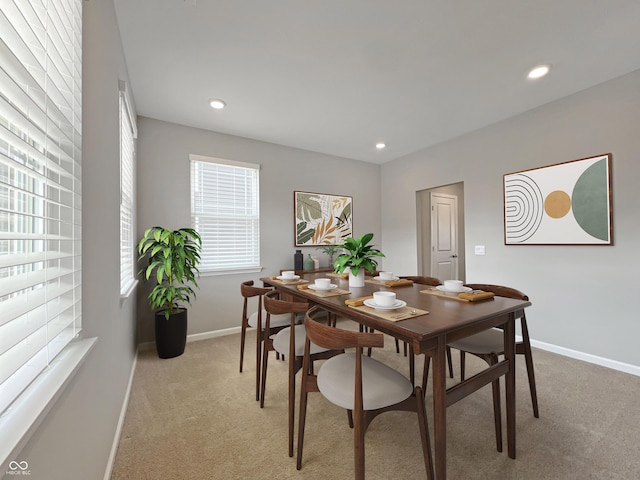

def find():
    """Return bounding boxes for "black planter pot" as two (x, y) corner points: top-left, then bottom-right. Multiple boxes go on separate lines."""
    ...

(155, 309), (188, 359)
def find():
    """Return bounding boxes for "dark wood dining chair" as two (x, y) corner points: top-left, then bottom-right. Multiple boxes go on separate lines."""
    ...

(296, 306), (434, 480)
(260, 291), (342, 457)
(446, 283), (539, 452)
(239, 280), (290, 401)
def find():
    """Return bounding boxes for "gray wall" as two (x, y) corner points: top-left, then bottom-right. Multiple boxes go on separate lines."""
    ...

(5, 2), (139, 479)
(136, 117), (381, 343)
(381, 69), (640, 368)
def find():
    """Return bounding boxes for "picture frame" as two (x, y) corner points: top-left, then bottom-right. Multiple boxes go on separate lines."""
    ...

(294, 191), (352, 246)
(503, 153), (613, 245)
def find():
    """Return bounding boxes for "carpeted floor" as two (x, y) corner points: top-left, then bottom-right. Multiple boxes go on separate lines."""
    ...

(110, 322), (640, 479)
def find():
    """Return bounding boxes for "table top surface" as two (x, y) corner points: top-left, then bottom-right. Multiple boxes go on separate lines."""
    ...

(262, 272), (531, 351)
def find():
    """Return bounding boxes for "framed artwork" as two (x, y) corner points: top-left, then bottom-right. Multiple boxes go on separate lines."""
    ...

(294, 191), (352, 246)
(504, 153), (613, 245)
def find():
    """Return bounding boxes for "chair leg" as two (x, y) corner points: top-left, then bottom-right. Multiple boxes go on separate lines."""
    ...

(255, 329), (262, 401)
(489, 354), (502, 452)
(422, 355), (431, 393)
(296, 379), (309, 470)
(288, 357), (296, 457)
(239, 322), (247, 373)
(395, 338), (401, 354)
(521, 320), (540, 418)
(409, 346), (416, 388)
(415, 386), (434, 480)
(446, 346), (454, 378)
(259, 341), (269, 408)
(459, 350), (466, 381)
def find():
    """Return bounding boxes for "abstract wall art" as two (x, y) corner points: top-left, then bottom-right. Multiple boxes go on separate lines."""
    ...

(504, 154), (612, 245)
(294, 191), (352, 246)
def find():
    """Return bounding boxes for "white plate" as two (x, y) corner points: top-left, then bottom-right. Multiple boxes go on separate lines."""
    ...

(436, 285), (472, 293)
(373, 276), (400, 281)
(277, 275), (300, 282)
(363, 299), (407, 311)
(308, 284), (338, 291)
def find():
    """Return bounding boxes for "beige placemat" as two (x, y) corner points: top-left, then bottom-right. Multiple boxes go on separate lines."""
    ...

(297, 284), (351, 297)
(347, 303), (429, 322)
(268, 276), (310, 286)
(326, 272), (348, 279)
(421, 287), (470, 302)
(365, 278), (414, 288)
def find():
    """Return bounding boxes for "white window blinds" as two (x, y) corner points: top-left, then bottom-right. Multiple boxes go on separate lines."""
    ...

(190, 155), (260, 273)
(119, 82), (136, 296)
(0, 0), (82, 415)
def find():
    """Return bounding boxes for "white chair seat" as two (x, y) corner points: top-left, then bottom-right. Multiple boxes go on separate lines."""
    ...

(317, 352), (413, 411)
(248, 310), (290, 330)
(448, 328), (503, 355)
(272, 324), (330, 357)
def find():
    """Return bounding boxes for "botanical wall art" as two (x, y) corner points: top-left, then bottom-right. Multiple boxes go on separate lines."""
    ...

(503, 153), (612, 245)
(294, 191), (352, 246)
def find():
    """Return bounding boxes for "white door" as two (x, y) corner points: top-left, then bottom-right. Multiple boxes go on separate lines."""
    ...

(430, 193), (458, 281)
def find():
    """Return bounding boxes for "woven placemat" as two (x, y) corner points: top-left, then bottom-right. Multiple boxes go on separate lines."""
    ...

(365, 278), (414, 288)
(268, 276), (310, 286)
(296, 285), (351, 297)
(347, 303), (429, 322)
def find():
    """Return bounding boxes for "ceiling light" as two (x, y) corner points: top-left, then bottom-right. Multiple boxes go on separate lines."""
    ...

(209, 98), (226, 109)
(528, 65), (550, 79)
(375, 142), (386, 150)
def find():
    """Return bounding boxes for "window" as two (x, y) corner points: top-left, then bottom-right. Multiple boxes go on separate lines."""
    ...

(119, 81), (136, 296)
(0, 0), (90, 464)
(190, 154), (261, 273)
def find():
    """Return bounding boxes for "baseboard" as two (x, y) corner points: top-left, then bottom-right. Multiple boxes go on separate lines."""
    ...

(137, 326), (242, 351)
(103, 349), (138, 480)
(531, 339), (640, 377)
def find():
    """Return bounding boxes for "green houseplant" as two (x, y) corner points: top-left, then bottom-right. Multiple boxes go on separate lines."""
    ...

(333, 233), (384, 287)
(137, 226), (202, 358)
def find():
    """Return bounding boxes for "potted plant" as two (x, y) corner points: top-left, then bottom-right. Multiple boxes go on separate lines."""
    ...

(137, 226), (202, 358)
(315, 244), (343, 267)
(333, 233), (384, 287)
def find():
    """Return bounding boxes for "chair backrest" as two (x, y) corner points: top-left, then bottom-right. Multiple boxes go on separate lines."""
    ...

(240, 280), (271, 299)
(464, 283), (528, 301)
(304, 306), (383, 351)
(399, 275), (442, 286)
(264, 290), (308, 315)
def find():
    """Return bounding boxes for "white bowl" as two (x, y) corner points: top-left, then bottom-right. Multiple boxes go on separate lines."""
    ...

(281, 270), (296, 279)
(373, 291), (396, 306)
(379, 271), (394, 280)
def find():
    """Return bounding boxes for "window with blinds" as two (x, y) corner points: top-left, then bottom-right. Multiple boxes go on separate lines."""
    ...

(190, 154), (261, 273)
(0, 0), (82, 416)
(119, 82), (136, 296)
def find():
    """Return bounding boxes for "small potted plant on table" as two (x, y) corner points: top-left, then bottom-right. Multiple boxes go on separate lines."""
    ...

(333, 233), (384, 287)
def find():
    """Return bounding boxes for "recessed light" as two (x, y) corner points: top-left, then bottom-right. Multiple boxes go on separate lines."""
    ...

(528, 65), (550, 79)
(375, 142), (386, 150)
(209, 98), (226, 109)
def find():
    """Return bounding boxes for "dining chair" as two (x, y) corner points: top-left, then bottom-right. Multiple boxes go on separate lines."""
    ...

(239, 280), (290, 401)
(396, 276), (454, 385)
(296, 306), (434, 480)
(446, 283), (539, 451)
(260, 291), (342, 457)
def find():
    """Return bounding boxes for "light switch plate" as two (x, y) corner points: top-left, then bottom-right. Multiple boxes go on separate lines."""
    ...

(474, 245), (486, 255)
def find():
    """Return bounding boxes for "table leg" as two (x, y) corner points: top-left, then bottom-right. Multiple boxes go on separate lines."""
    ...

(433, 335), (447, 479)
(505, 313), (516, 459)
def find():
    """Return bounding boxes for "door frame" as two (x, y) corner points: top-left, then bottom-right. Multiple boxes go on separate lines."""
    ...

(416, 182), (465, 281)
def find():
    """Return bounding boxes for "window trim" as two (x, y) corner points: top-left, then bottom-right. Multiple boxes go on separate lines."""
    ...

(189, 154), (261, 274)
(119, 80), (137, 298)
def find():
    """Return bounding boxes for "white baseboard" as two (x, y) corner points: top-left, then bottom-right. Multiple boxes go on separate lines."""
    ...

(103, 350), (138, 480)
(531, 339), (640, 377)
(137, 326), (242, 352)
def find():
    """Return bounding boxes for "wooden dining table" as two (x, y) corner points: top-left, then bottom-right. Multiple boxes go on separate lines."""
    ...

(262, 272), (531, 480)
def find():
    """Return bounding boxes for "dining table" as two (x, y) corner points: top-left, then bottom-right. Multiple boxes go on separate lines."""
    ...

(261, 272), (531, 480)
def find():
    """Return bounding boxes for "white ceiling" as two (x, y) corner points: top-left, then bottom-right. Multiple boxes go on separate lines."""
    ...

(113, 0), (640, 164)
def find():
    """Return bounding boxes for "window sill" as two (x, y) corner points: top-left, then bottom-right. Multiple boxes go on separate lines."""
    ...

(199, 266), (263, 276)
(0, 337), (97, 469)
